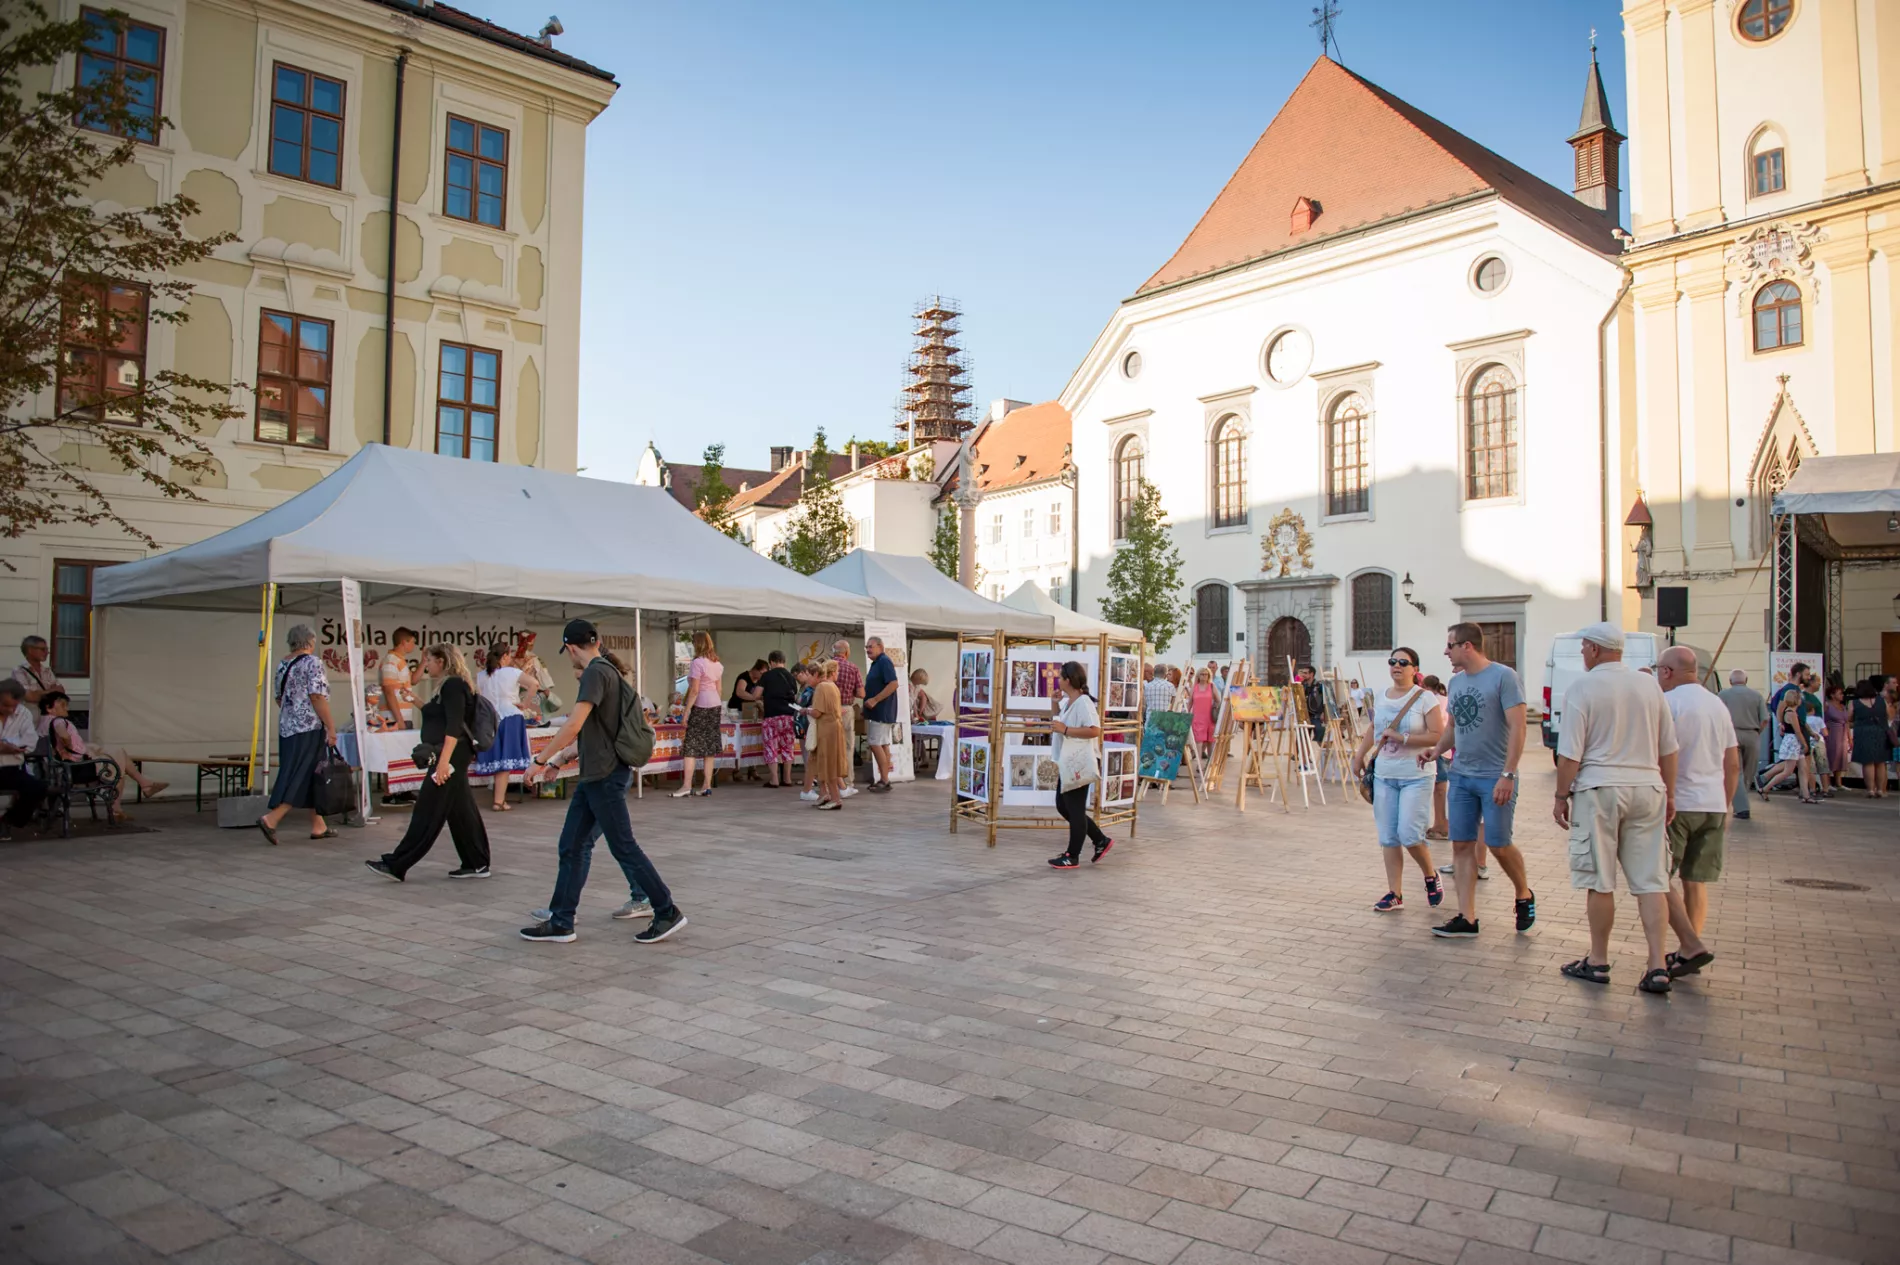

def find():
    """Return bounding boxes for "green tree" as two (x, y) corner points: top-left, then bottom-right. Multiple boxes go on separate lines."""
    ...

(1101, 482), (1187, 652)
(775, 428), (852, 574)
(928, 503), (959, 579)
(692, 442), (741, 539)
(843, 435), (904, 460)
(2, 3), (243, 556)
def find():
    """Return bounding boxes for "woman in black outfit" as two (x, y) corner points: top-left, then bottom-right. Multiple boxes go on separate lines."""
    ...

(366, 644), (492, 881)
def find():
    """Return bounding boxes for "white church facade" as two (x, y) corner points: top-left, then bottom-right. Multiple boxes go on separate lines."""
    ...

(1066, 56), (1634, 699)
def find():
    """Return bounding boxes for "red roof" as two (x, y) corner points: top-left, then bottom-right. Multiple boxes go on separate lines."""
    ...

(973, 403), (1072, 493)
(1139, 58), (1618, 295)
(725, 454), (857, 512)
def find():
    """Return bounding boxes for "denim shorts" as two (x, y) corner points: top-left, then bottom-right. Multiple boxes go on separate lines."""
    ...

(1447, 771), (1517, 846)
(1373, 776), (1433, 848)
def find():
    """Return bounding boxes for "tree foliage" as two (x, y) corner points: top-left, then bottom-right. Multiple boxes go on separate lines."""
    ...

(775, 428), (851, 574)
(692, 442), (741, 539)
(1, 3), (244, 555)
(1101, 482), (1188, 652)
(928, 503), (959, 580)
(843, 435), (904, 460)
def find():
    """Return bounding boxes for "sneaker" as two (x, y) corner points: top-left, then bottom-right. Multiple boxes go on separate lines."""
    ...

(800, 790), (819, 802)
(1478, 866), (1491, 881)
(613, 899), (655, 921)
(1437, 862), (1456, 875)
(529, 907), (552, 922)
(365, 860), (403, 882)
(1091, 838), (1114, 863)
(635, 908), (687, 943)
(1047, 855), (1079, 870)
(1424, 876), (1444, 907)
(868, 782), (891, 793)
(1373, 891), (1403, 912)
(840, 786), (858, 798)
(519, 921), (576, 943)
(695, 788), (713, 797)
(1431, 914), (1480, 938)
(448, 866), (490, 879)
(1515, 891), (1536, 932)
(1734, 810), (1750, 820)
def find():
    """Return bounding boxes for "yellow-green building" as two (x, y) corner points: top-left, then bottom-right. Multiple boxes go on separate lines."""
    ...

(4, 0), (616, 710)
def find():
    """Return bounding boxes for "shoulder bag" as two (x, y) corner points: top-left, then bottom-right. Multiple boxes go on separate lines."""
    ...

(1360, 686), (1426, 805)
(1056, 698), (1100, 793)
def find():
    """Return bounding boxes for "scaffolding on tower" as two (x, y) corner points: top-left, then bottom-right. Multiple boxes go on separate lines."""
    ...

(901, 297), (976, 445)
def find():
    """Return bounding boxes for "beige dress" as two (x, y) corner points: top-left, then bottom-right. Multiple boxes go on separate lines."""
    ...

(810, 681), (849, 780)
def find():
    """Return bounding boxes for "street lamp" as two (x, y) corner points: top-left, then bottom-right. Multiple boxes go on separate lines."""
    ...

(1401, 572), (1427, 616)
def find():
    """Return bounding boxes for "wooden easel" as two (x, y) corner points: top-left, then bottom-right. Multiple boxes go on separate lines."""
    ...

(1202, 658), (1249, 792)
(1276, 659), (1326, 807)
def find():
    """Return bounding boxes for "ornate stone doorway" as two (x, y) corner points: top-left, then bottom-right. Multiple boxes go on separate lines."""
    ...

(1239, 574), (1337, 682)
(1264, 618), (1310, 685)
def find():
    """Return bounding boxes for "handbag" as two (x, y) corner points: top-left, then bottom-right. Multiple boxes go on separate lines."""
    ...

(1055, 699), (1100, 793)
(1360, 687), (1426, 805)
(311, 744), (356, 818)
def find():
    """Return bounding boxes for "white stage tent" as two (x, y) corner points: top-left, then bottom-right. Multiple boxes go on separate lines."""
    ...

(1000, 580), (1142, 643)
(810, 550), (1054, 637)
(89, 445), (874, 756)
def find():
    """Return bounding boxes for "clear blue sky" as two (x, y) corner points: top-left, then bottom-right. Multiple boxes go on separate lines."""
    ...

(473, 0), (1628, 481)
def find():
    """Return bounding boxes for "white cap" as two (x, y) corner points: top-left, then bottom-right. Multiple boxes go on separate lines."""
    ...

(1578, 622), (1625, 651)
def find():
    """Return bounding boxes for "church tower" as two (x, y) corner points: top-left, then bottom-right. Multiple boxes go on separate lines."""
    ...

(1568, 43), (1622, 224)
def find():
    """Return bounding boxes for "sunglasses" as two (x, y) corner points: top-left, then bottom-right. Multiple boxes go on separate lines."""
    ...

(1388, 658), (1414, 668)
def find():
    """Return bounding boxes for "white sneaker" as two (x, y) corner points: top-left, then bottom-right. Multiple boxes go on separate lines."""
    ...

(613, 899), (654, 921)
(1478, 867), (1491, 881)
(799, 790), (819, 802)
(841, 786), (859, 798)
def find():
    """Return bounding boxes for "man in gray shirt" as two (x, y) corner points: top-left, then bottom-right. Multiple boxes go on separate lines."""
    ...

(1717, 670), (1768, 819)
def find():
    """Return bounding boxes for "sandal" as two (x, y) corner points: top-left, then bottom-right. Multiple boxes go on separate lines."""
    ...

(256, 817), (279, 846)
(1560, 958), (1610, 985)
(1666, 949), (1714, 978)
(1639, 967), (1673, 995)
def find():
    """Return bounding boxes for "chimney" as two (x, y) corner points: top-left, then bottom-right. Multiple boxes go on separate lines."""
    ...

(986, 398), (1030, 423)
(769, 445), (792, 470)
(849, 442), (862, 471)
(1568, 42), (1624, 224)
(793, 449), (807, 468)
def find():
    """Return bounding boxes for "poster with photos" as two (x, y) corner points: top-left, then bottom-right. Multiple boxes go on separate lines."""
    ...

(957, 648), (993, 710)
(1101, 742), (1138, 806)
(1001, 730), (1057, 807)
(1004, 649), (1094, 712)
(1105, 652), (1141, 714)
(955, 736), (990, 801)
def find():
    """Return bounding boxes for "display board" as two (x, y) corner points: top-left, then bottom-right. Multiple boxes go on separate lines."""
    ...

(955, 734), (990, 801)
(1105, 652), (1141, 714)
(1138, 711), (1190, 782)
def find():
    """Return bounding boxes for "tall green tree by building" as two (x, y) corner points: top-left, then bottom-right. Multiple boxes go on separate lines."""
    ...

(775, 429), (851, 574)
(928, 504), (959, 580)
(692, 443), (741, 539)
(1101, 483), (1188, 652)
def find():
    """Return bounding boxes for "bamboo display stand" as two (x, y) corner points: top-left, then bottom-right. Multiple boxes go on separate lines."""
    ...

(950, 630), (1145, 848)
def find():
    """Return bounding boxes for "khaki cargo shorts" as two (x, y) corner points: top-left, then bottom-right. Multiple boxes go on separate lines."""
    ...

(1667, 810), (1726, 884)
(1566, 785), (1669, 895)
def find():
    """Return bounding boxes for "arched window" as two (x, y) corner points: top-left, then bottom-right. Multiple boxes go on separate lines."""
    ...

(1326, 393), (1369, 517)
(1114, 435), (1144, 539)
(1748, 128), (1786, 197)
(1211, 416), (1247, 528)
(1465, 364), (1518, 500)
(1753, 281), (1803, 351)
(1195, 583), (1229, 655)
(1737, 0), (1792, 41)
(1350, 572), (1394, 652)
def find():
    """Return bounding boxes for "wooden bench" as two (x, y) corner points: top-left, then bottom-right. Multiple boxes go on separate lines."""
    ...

(127, 755), (255, 810)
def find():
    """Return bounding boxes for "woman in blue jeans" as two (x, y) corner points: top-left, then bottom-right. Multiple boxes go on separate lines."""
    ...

(1350, 648), (1446, 913)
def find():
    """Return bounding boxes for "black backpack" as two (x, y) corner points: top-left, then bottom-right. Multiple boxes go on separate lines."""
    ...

(468, 691), (499, 753)
(592, 664), (655, 769)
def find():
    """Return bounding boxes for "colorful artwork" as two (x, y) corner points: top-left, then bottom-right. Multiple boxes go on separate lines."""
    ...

(955, 736), (989, 800)
(1106, 652), (1141, 713)
(958, 649), (993, 709)
(1005, 649), (1093, 712)
(1000, 730), (1058, 806)
(1227, 684), (1280, 723)
(1101, 743), (1137, 806)
(1137, 711), (1191, 782)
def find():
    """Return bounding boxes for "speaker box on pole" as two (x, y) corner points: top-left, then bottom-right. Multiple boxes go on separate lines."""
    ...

(1656, 586), (1688, 629)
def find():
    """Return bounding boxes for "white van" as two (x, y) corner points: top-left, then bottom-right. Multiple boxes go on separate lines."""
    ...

(1540, 630), (1663, 758)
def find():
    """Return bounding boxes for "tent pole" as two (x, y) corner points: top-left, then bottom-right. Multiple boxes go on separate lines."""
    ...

(634, 608), (643, 699)
(248, 583), (270, 788)
(262, 584), (277, 785)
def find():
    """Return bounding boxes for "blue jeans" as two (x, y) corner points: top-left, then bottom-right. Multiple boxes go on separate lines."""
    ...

(546, 767), (674, 931)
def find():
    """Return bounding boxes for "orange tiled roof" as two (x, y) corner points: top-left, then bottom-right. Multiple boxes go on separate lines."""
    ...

(726, 454), (856, 513)
(1139, 58), (1618, 296)
(971, 402), (1072, 494)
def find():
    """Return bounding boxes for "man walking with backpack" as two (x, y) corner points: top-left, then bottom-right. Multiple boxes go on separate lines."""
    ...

(519, 620), (685, 945)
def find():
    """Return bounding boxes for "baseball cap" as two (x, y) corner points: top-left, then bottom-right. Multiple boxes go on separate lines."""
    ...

(1578, 621), (1624, 651)
(560, 618), (598, 648)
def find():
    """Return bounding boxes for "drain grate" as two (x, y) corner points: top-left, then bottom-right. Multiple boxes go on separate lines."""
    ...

(1781, 878), (1870, 892)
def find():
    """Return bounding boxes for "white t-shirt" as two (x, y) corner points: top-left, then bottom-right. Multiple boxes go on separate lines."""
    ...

(0, 706), (37, 767)
(1557, 660), (1679, 792)
(1371, 686), (1440, 780)
(1053, 693), (1099, 765)
(1664, 683), (1738, 813)
(480, 665), (525, 719)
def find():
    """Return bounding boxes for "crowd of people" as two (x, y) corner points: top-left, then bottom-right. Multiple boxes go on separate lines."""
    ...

(1747, 662), (1898, 805)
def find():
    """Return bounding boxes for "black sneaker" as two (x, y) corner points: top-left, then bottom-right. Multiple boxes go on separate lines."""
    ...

(519, 921), (576, 943)
(1047, 855), (1080, 870)
(365, 860), (403, 882)
(448, 866), (490, 879)
(1515, 891), (1536, 932)
(868, 782), (891, 793)
(1091, 838), (1114, 863)
(635, 908), (687, 943)
(1431, 914), (1480, 938)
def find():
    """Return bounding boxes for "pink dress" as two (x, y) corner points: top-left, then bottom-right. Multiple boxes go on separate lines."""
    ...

(1190, 684), (1216, 743)
(1824, 701), (1850, 773)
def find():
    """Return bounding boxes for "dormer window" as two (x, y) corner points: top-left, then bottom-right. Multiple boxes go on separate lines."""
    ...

(1290, 196), (1320, 233)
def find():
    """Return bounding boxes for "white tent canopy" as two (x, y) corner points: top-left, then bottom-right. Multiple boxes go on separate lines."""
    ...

(1001, 581), (1142, 642)
(92, 444), (873, 626)
(811, 550), (1054, 636)
(1772, 453), (1900, 517)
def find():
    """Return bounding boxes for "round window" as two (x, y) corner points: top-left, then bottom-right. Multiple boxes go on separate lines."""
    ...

(1263, 328), (1312, 385)
(1121, 350), (1142, 379)
(1737, 0), (1792, 41)
(1473, 256), (1508, 293)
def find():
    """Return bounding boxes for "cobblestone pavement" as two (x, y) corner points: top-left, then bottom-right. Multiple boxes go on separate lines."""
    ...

(2, 762), (1897, 1265)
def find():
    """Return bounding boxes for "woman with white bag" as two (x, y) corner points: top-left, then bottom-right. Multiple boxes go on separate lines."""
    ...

(1048, 661), (1114, 870)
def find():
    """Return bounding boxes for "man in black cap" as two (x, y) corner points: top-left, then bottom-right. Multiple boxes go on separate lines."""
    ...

(519, 619), (685, 944)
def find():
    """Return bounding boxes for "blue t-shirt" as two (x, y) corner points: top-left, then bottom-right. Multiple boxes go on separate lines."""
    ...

(864, 653), (899, 724)
(1446, 662), (1524, 778)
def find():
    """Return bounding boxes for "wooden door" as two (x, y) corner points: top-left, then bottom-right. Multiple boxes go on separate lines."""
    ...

(1265, 618), (1310, 686)
(1882, 631), (1900, 677)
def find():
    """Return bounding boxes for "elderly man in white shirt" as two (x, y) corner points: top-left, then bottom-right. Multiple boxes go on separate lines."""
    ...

(1553, 622), (1703, 996)
(0, 680), (47, 832)
(1656, 646), (1734, 981)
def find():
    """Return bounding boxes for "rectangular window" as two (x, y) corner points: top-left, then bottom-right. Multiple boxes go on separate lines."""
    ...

(256, 310), (333, 448)
(1048, 575), (1065, 607)
(1022, 507), (1035, 539)
(52, 561), (113, 678)
(445, 114), (508, 228)
(437, 342), (500, 461)
(58, 280), (147, 424)
(1477, 620), (1518, 672)
(268, 63), (345, 188)
(989, 513), (1003, 545)
(1752, 149), (1785, 196)
(76, 8), (163, 142)
(1049, 501), (1062, 536)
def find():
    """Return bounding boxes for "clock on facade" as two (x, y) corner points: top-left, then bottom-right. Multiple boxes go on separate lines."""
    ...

(1264, 328), (1312, 385)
